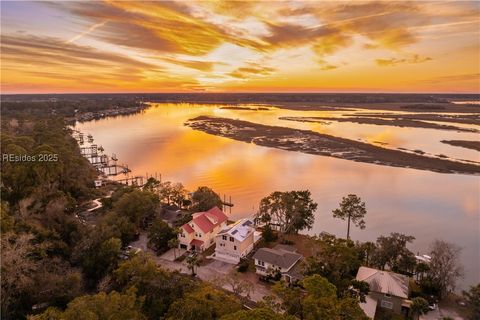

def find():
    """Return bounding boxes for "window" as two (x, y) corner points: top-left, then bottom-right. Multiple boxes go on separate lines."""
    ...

(222, 235), (227, 240)
(229, 236), (234, 242)
(381, 300), (393, 309)
(198, 233), (202, 237)
(384, 294), (391, 298)
(234, 245), (237, 250)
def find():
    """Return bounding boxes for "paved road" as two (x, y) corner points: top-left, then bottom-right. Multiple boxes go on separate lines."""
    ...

(87, 198), (103, 212)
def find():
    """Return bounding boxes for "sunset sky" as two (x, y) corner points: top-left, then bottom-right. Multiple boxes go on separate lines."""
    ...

(1, 1), (479, 93)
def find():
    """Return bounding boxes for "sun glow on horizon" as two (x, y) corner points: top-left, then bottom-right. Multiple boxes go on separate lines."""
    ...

(1, 1), (479, 94)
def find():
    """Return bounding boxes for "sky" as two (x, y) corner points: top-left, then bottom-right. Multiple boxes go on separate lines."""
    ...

(1, 0), (479, 94)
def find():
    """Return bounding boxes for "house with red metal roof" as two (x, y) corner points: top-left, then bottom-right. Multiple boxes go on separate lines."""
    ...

(178, 207), (228, 251)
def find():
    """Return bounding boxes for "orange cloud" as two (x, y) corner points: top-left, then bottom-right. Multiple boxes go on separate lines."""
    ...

(376, 54), (433, 67)
(2, 0), (479, 93)
(228, 63), (275, 79)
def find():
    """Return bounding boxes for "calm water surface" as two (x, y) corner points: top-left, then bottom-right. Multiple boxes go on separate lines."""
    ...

(76, 103), (479, 288)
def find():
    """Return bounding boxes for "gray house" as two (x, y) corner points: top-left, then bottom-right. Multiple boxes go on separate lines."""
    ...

(356, 266), (411, 319)
(252, 244), (303, 284)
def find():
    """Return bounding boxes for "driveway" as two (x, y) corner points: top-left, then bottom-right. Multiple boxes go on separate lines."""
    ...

(159, 248), (187, 261)
(152, 254), (271, 302)
(129, 232), (148, 251)
(420, 307), (464, 320)
(128, 234), (273, 303)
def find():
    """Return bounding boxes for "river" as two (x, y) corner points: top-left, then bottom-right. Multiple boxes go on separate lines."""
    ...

(76, 103), (479, 288)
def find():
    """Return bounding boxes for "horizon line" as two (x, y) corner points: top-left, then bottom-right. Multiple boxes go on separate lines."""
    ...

(1, 91), (479, 96)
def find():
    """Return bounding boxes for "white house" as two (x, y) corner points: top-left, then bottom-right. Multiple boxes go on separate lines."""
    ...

(252, 244), (303, 283)
(178, 207), (228, 251)
(214, 218), (256, 263)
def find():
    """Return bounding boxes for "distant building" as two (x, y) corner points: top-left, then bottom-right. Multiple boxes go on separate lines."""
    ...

(415, 254), (431, 264)
(355, 266), (411, 319)
(178, 207), (228, 251)
(214, 218), (257, 263)
(252, 244), (303, 284)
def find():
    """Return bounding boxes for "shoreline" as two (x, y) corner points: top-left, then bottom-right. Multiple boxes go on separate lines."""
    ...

(279, 116), (478, 133)
(185, 116), (480, 175)
(441, 140), (480, 152)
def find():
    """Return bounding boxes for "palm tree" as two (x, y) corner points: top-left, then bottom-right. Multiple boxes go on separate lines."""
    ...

(186, 253), (201, 276)
(411, 297), (429, 320)
(415, 262), (430, 281)
(168, 237), (180, 260)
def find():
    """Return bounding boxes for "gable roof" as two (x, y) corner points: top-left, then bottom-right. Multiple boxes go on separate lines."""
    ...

(182, 224), (194, 234)
(185, 207), (228, 234)
(206, 207), (228, 223)
(193, 214), (215, 233)
(356, 266), (409, 299)
(217, 218), (254, 242)
(253, 245), (302, 270)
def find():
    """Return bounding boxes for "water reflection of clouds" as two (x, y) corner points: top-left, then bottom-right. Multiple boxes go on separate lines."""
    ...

(76, 103), (479, 287)
(364, 129), (405, 146)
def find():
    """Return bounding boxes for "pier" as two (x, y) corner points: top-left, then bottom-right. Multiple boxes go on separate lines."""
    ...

(73, 130), (133, 178)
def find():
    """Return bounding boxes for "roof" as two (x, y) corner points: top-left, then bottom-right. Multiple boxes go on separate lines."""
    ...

(415, 255), (431, 264)
(185, 206), (228, 234)
(284, 259), (304, 281)
(182, 224), (194, 234)
(193, 214), (215, 233)
(359, 295), (377, 319)
(356, 266), (409, 299)
(253, 245), (302, 270)
(206, 207), (228, 224)
(190, 239), (204, 246)
(217, 218), (254, 242)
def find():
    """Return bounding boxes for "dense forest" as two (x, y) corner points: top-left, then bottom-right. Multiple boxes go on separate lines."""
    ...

(1, 96), (145, 117)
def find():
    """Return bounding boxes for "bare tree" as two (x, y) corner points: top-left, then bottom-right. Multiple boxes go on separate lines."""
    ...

(429, 240), (464, 298)
(1, 233), (38, 316)
(218, 270), (254, 302)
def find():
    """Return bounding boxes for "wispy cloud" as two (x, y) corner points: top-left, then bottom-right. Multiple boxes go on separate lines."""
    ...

(65, 20), (109, 44)
(376, 55), (433, 67)
(228, 63), (275, 79)
(422, 73), (480, 84)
